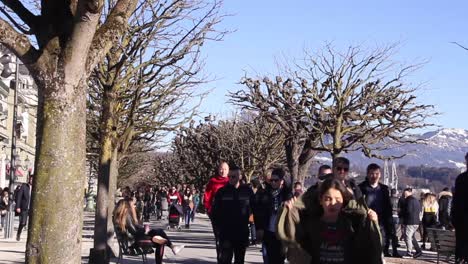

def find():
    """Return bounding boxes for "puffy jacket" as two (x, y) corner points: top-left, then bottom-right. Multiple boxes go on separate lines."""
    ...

(277, 190), (383, 264)
(438, 191), (452, 227)
(203, 175), (228, 214)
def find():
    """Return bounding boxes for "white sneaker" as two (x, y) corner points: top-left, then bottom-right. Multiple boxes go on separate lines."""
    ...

(171, 244), (185, 255)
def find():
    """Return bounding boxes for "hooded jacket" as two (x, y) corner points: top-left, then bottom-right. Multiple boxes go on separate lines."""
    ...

(203, 175), (229, 214)
(277, 187), (383, 264)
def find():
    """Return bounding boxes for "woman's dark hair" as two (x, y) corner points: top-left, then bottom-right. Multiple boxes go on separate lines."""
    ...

(251, 178), (261, 189)
(318, 178), (353, 205)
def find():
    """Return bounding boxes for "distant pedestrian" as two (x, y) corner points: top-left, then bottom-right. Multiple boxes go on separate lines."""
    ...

(421, 193), (438, 250)
(0, 188), (9, 231)
(389, 189), (402, 246)
(293, 182), (303, 198)
(191, 189), (200, 222)
(452, 152), (468, 263)
(182, 186), (193, 228)
(167, 186), (182, 205)
(438, 187), (453, 230)
(401, 188), (423, 259)
(212, 165), (254, 264)
(15, 175), (33, 241)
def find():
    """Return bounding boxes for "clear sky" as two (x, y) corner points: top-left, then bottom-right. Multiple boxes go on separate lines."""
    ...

(198, 0), (468, 130)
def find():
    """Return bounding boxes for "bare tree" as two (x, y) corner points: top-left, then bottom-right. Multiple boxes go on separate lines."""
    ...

(0, 0), (138, 262)
(231, 44), (438, 174)
(230, 77), (318, 184)
(85, 1), (226, 262)
(172, 113), (285, 188)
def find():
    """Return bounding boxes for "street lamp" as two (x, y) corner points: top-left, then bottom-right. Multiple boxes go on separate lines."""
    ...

(1, 53), (20, 239)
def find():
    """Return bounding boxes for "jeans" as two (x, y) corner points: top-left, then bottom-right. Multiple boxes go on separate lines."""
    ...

(184, 208), (191, 226)
(384, 217), (400, 254)
(405, 224), (422, 254)
(249, 223), (256, 244)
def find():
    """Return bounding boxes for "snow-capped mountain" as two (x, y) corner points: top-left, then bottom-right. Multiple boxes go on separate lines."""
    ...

(317, 128), (468, 169)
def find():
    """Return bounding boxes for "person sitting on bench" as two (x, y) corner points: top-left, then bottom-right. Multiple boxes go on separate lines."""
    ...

(114, 197), (185, 255)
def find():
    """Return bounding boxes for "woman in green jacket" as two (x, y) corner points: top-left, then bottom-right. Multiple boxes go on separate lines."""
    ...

(279, 178), (383, 264)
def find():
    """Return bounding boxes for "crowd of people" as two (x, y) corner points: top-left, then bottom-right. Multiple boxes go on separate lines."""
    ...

(111, 153), (468, 264)
(202, 153), (468, 264)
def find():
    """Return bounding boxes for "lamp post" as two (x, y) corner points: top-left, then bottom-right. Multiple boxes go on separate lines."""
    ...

(1, 54), (20, 239)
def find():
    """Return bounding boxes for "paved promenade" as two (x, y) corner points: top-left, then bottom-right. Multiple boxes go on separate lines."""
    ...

(0, 212), (451, 264)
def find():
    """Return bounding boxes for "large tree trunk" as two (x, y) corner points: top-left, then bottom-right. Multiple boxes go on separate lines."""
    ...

(90, 89), (118, 263)
(26, 79), (87, 263)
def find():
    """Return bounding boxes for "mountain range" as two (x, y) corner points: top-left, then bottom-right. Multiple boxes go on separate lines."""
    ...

(315, 128), (468, 170)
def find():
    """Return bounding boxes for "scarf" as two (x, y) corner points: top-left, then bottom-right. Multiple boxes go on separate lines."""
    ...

(271, 188), (282, 213)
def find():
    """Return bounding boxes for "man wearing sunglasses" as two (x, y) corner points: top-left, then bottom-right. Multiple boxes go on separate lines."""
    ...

(211, 165), (254, 264)
(333, 157), (362, 200)
(253, 168), (293, 264)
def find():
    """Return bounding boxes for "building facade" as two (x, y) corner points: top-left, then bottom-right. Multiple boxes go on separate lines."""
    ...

(0, 45), (37, 188)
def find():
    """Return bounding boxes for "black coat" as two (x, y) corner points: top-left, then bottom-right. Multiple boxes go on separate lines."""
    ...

(402, 195), (421, 225)
(452, 171), (468, 229)
(358, 180), (393, 227)
(212, 184), (254, 244)
(15, 183), (31, 211)
(253, 184), (292, 231)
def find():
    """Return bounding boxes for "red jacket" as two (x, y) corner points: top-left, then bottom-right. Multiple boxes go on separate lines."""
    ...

(167, 191), (182, 205)
(204, 175), (229, 214)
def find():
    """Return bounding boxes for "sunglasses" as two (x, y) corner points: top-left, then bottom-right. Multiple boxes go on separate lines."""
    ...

(335, 167), (349, 172)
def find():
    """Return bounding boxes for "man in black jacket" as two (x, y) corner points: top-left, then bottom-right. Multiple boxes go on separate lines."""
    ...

(401, 188), (422, 258)
(359, 163), (401, 258)
(334, 157), (362, 200)
(15, 175), (32, 241)
(212, 165), (254, 264)
(452, 152), (468, 263)
(253, 168), (292, 264)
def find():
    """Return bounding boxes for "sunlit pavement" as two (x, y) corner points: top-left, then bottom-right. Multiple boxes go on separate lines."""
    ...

(0, 212), (449, 264)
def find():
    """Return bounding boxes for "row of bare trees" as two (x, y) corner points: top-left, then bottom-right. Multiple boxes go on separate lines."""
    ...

(150, 45), (438, 188)
(230, 44), (437, 185)
(1, 0), (226, 263)
(0, 0), (439, 262)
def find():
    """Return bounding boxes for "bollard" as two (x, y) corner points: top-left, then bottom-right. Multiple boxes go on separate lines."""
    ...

(4, 211), (14, 239)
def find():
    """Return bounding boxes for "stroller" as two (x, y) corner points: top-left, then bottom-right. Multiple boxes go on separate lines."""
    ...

(167, 203), (183, 230)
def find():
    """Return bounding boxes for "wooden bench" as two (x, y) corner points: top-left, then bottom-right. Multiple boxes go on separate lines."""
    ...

(427, 228), (456, 264)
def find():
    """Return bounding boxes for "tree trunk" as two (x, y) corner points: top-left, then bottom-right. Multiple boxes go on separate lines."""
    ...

(26, 79), (87, 263)
(284, 139), (300, 189)
(90, 88), (118, 264)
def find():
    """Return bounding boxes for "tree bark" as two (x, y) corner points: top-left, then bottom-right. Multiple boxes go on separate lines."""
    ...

(90, 88), (118, 263)
(26, 79), (87, 263)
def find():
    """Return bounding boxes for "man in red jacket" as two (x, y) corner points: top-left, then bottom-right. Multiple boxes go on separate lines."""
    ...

(204, 161), (229, 258)
(204, 162), (229, 215)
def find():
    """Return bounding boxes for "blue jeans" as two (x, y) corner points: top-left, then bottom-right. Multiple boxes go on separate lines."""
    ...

(184, 208), (191, 226)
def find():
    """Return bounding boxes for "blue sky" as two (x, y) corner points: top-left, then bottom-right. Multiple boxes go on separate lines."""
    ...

(198, 0), (468, 130)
